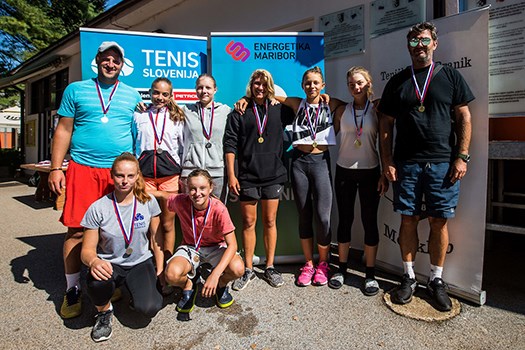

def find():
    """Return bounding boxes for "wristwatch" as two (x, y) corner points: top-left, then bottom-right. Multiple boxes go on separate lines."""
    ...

(457, 153), (471, 163)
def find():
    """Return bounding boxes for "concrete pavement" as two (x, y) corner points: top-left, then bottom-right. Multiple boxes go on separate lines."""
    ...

(1, 180), (524, 349)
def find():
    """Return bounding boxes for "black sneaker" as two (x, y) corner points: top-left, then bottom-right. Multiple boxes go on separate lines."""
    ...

(91, 309), (113, 342)
(176, 284), (198, 313)
(391, 274), (418, 304)
(427, 278), (452, 312)
(216, 286), (234, 308)
(263, 267), (284, 287)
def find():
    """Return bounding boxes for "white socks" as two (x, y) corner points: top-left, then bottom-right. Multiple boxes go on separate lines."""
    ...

(403, 261), (416, 279)
(430, 264), (443, 281)
(65, 272), (81, 290)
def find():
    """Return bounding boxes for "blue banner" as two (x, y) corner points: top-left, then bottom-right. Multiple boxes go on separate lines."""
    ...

(80, 28), (207, 103)
(211, 32), (325, 261)
(211, 33), (324, 107)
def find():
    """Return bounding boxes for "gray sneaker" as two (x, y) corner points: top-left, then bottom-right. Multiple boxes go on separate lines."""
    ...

(263, 267), (284, 287)
(91, 309), (113, 342)
(232, 268), (256, 291)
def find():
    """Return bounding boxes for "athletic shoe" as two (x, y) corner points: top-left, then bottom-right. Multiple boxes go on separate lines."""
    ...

(60, 286), (82, 319)
(216, 286), (234, 308)
(328, 272), (345, 289)
(263, 267), (284, 287)
(427, 278), (452, 312)
(391, 274), (418, 305)
(91, 309), (113, 342)
(363, 278), (380, 296)
(296, 263), (316, 286)
(176, 284), (198, 313)
(110, 287), (122, 302)
(312, 261), (330, 286)
(232, 269), (256, 291)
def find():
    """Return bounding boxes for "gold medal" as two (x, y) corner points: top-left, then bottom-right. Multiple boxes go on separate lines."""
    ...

(125, 247), (133, 255)
(354, 139), (362, 148)
(258, 137), (264, 143)
(312, 141), (318, 148)
(193, 255), (200, 263)
(418, 105), (425, 112)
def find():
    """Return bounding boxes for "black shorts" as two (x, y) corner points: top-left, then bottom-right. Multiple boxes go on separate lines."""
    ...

(240, 184), (283, 201)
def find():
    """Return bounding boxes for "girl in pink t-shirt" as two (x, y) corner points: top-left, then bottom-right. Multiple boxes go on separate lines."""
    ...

(164, 169), (244, 317)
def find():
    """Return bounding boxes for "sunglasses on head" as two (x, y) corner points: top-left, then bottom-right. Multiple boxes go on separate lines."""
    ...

(408, 37), (432, 47)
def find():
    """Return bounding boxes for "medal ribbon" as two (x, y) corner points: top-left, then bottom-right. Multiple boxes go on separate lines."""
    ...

(305, 102), (322, 142)
(191, 198), (212, 251)
(148, 107), (167, 149)
(411, 62), (434, 107)
(199, 102), (214, 141)
(95, 79), (120, 116)
(252, 100), (269, 137)
(112, 193), (137, 247)
(351, 99), (370, 140)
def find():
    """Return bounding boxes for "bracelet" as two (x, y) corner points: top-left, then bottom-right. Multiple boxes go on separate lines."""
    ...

(49, 167), (63, 172)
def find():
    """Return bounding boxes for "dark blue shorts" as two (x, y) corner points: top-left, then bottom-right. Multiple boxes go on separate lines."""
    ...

(393, 161), (460, 218)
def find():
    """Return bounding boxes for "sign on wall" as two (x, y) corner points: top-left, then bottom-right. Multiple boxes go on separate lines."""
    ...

(371, 8), (489, 304)
(370, 0), (425, 37)
(319, 5), (365, 58)
(79, 28), (207, 104)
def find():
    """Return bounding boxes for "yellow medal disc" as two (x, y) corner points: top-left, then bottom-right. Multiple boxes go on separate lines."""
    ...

(418, 105), (425, 112)
(258, 137), (264, 143)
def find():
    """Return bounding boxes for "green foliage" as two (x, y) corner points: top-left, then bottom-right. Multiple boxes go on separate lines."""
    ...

(0, 0), (106, 73)
(0, 86), (20, 109)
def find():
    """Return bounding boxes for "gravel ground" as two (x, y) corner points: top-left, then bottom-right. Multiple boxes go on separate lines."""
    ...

(1, 181), (524, 350)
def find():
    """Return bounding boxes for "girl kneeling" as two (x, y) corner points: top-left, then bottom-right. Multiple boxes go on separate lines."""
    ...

(81, 152), (164, 342)
(164, 169), (244, 314)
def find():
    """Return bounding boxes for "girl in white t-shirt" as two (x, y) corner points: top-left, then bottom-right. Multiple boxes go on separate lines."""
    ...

(134, 77), (185, 262)
(330, 66), (388, 295)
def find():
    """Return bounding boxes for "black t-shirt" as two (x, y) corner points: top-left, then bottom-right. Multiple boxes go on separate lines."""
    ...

(223, 99), (294, 187)
(379, 64), (475, 162)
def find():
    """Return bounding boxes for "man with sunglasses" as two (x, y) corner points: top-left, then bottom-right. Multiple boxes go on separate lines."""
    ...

(378, 22), (474, 312)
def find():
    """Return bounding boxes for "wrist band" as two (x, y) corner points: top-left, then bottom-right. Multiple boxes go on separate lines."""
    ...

(50, 167), (63, 172)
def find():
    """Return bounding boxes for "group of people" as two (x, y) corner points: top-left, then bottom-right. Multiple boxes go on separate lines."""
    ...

(47, 21), (473, 342)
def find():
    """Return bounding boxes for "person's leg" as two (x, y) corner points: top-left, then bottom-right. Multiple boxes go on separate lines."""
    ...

(125, 259), (163, 318)
(428, 217), (449, 268)
(261, 198), (280, 268)
(165, 251), (198, 313)
(86, 264), (120, 342)
(261, 197), (284, 287)
(291, 153), (315, 265)
(240, 200), (258, 270)
(329, 166), (358, 289)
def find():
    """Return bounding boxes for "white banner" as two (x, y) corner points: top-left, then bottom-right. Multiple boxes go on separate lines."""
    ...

(370, 8), (489, 304)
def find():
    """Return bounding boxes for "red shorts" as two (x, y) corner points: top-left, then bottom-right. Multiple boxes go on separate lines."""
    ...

(144, 174), (180, 193)
(60, 160), (114, 228)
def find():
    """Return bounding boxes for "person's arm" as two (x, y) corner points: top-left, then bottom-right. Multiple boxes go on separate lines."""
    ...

(274, 96), (301, 113)
(149, 215), (164, 277)
(379, 112), (397, 182)
(48, 117), (73, 196)
(225, 153), (240, 196)
(450, 103), (472, 183)
(81, 228), (113, 281)
(332, 103), (347, 134)
(201, 231), (238, 298)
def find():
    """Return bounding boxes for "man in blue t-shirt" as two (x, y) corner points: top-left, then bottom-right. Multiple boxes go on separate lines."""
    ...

(48, 41), (142, 319)
(379, 22), (474, 312)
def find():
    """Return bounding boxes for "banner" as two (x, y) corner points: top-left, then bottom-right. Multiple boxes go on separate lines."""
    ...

(370, 8), (489, 304)
(211, 32), (324, 262)
(79, 28), (207, 104)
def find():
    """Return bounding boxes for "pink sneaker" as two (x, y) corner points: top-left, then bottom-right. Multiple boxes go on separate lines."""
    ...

(313, 261), (330, 286)
(296, 263), (316, 286)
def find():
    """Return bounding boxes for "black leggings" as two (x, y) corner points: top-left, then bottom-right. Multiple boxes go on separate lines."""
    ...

(86, 258), (162, 318)
(335, 166), (380, 246)
(291, 149), (333, 246)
